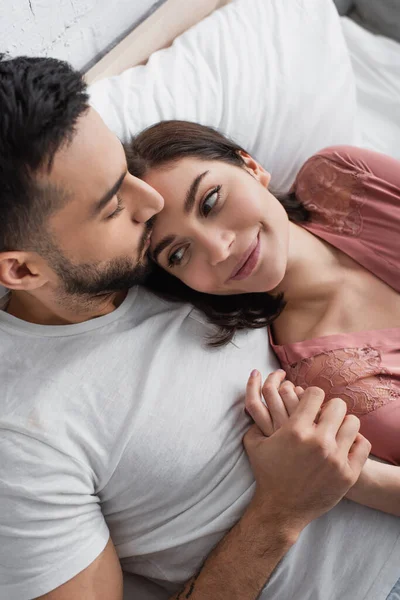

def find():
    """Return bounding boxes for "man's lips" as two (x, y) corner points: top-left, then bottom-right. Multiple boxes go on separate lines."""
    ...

(228, 233), (260, 281)
(138, 234), (151, 262)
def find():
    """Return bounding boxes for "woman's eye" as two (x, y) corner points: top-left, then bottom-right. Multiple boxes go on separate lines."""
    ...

(201, 186), (221, 217)
(168, 246), (187, 268)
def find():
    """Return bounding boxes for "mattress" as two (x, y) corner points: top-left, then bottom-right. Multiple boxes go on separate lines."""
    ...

(341, 16), (400, 159)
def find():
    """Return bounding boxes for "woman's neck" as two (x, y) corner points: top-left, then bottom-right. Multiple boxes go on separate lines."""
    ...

(273, 222), (343, 309)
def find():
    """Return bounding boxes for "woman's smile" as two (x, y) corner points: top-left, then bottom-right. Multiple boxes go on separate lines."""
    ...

(144, 152), (289, 296)
(228, 232), (261, 282)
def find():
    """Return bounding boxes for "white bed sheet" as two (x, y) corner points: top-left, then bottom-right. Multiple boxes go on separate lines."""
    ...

(341, 17), (400, 159)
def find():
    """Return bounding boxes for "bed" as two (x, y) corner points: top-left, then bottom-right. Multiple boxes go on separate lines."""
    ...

(83, 1), (400, 598)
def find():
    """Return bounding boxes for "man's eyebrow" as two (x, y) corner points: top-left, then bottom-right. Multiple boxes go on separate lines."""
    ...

(184, 170), (209, 214)
(92, 170), (127, 217)
(151, 234), (176, 264)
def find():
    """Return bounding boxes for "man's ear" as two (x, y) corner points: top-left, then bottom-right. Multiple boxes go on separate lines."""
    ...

(238, 151), (271, 188)
(0, 252), (49, 291)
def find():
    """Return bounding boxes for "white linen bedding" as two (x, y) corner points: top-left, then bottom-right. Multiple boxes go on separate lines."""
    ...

(341, 16), (400, 158)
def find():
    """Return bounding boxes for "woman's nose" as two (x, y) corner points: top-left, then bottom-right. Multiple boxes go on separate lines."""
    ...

(201, 230), (235, 266)
(126, 175), (164, 223)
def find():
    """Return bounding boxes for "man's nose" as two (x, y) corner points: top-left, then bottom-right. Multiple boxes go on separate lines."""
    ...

(127, 175), (164, 223)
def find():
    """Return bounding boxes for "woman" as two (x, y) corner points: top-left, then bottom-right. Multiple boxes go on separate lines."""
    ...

(125, 120), (400, 517)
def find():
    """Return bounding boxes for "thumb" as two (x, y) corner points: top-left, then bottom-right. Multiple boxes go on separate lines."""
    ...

(243, 423), (264, 451)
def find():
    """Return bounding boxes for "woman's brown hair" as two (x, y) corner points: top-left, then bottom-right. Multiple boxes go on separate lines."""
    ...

(125, 120), (309, 346)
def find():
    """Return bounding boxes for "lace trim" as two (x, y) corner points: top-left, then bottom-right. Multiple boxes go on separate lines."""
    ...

(284, 346), (400, 416)
(296, 157), (366, 236)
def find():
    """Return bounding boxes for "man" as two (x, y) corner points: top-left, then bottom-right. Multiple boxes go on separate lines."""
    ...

(0, 55), (399, 600)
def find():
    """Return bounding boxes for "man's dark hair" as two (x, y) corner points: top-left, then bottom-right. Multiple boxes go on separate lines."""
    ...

(126, 120), (310, 347)
(0, 54), (89, 253)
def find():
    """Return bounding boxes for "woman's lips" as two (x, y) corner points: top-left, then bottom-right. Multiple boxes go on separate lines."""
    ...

(228, 234), (260, 281)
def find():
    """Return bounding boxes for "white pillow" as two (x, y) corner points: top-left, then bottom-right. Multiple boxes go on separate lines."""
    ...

(341, 16), (400, 160)
(89, 0), (358, 193)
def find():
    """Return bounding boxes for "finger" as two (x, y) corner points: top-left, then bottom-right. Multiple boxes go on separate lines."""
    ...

(317, 397), (347, 436)
(279, 380), (300, 416)
(262, 380), (290, 430)
(262, 370), (289, 430)
(336, 414), (360, 455)
(291, 386), (326, 425)
(295, 386), (304, 398)
(246, 370), (274, 436)
(243, 423), (265, 451)
(265, 369), (287, 388)
(347, 433), (371, 475)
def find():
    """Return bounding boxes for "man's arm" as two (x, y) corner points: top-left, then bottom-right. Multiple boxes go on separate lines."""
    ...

(35, 507), (292, 600)
(170, 387), (371, 600)
(36, 388), (370, 600)
(168, 503), (295, 600)
(35, 538), (123, 600)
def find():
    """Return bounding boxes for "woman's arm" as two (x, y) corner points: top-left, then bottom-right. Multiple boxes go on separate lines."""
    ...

(345, 458), (400, 516)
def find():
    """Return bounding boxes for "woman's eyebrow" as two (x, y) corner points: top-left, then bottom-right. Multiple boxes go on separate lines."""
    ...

(151, 234), (176, 263)
(184, 170), (209, 214)
(152, 170), (210, 262)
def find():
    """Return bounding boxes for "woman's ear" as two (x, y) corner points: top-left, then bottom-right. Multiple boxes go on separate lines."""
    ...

(238, 151), (271, 188)
(0, 252), (49, 291)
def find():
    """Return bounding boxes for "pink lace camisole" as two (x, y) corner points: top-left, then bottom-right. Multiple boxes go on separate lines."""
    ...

(269, 146), (400, 465)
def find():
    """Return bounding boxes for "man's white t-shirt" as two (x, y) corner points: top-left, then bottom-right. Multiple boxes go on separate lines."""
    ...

(0, 287), (399, 600)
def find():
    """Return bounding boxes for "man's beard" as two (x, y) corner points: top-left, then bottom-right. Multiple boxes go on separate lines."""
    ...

(44, 222), (153, 300)
(53, 252), (151, 297)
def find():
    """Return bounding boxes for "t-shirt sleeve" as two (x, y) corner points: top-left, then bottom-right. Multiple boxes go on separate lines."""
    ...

(0, 429), (110, 600)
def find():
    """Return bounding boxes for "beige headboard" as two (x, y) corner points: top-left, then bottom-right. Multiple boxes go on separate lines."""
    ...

(85, 0), (231, 84)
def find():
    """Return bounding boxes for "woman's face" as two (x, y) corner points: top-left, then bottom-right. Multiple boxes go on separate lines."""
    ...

(145, 154), (290, 295)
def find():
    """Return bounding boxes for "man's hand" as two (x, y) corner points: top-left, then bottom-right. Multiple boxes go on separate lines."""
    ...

(243, 370), (371, 536)
(167, 374), (371, 600)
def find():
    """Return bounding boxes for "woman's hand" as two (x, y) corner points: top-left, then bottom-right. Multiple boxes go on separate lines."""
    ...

(245, 369), (304, 436)
(244, 370), (400, 517)
(243, 380), (371, 530)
